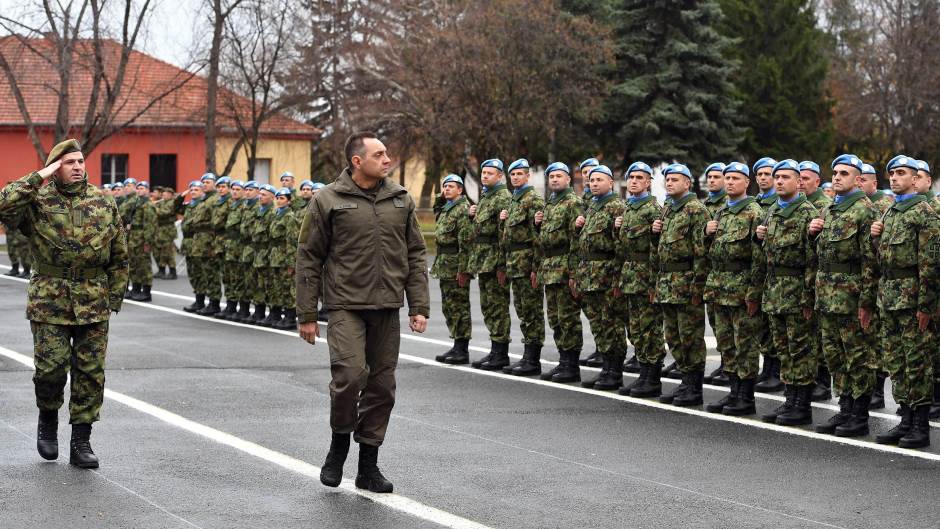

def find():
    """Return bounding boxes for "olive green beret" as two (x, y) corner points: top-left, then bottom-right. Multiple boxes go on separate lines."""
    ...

(45, 138), (82, 166)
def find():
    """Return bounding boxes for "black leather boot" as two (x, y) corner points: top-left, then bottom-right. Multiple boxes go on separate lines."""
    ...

(929, 382), (940, 420)
(762, 384), (796, 423)
(580, 350), (604, 368)
(136, 284), (152, 302)
(835, 394), (871, 437)
(673, 370), (704, 407)
(197, 298), (221, 316)
(815, 394), (852, 434)
(551, 350), (581, 383)
(811, 365), (832, 401)
(154, 266), (167, 279)
(471, 342), (496, 369)
(898, 405), (931, 449)
(704, 361), (727, 385)
(435, 340), (458, 363)
(479, 342), (510, 371)
(69, 424), (99, 469)
(18, 264), (31, 278)
(167, 267), (178, 280)
(581, 356), (610, 388)
(234, 301), (252, 322)
(37, 410), (58, 460)
(659, 371), (689, 404)
(619, 362), (647, 395)
(623, 354), (640, 373)
(5, 263), (19, 276)
(869, 373), (887, 410)
(631, 362), (663, 398)
(755, 356), (784, 393)
(776, 384), (814, 426)
(261, 306), (283, 327)
(215, 300), (237, 319)
(277, 308), (298, 330)
(723, 377), (757, 416)
(442, 339), (470, 365)
(509, 343), (542, 376)
(593, 356), (623, 391)
(125, 283), (140, 299)
(706, 374), (739, 413)
(661, 360), (682, 380)
(355, 444), (393, 493)
(184, 293), (206, 313)
(319, 432), (350, 487)
(249, 303), (267, 324)
(876, 404), (913, 445)
(541, 351), (564, 380)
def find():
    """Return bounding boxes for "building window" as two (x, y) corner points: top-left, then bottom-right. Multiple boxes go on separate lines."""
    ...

(101, 154), (128, 184)
(149, 154), (178, 191)
(252, 158), (271, 185)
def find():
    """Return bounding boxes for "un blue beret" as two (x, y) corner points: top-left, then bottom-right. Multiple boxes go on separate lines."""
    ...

(507, 158), (530, 173)
(627, 161), (653, 176)
(136, 181), (149, 189)
(188, 180), (203, 189)
(279, 171), (295, 181)
(442, 174), (464, 186)
(664, 163), (692, 180)
(200, 173), (216, 182)
(481, 159), (504, 172)
(244, 181), (259, 190)
(231, 180), (245, 189)
(216, 176), (232, 186)
(112, 182), (124, 189)
(886, 155), (919, 172)
(311, 182), (325, 190)
(830, 154), (862, 173)
(724, 162), (750, 177)
(772, 159), (800, 175)
(753, 157), (777, 172)
(299, 179), (314, 190)
(917, 160), (931, 174)
(821, 182), (833, 189)
(799, 161), (821, 175)
(123, 177), (138, 186)
(588, 165), (613, 179)
(861, 164), (877, 175)
(102, 183), (112, 190)
(545, 162), (570, 176)
(260, 184), (277, 195)
(275, 187), (292, 198)
(705, 162), (726, 174)
(579, 158), (600, 171)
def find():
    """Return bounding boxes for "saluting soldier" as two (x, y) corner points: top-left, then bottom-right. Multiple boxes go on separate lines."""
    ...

(433, 174), (474, 365)
(196, 174), (228, 316)
(248, 184), (278, 325)
(808, 154), (879, 437)
(756, 159), (819, 426)
(574, 165), (626, 390)
(236, 181), (263, 322)
(702, 162), (764, 416)
(117, 178), (137, 226)
(613, 162), (665, 398)
(871, 155), (940, 448)
(467, 159), (512, 370)
(534, 162), (583, 382)
(182, 174), (220, 314)
(215, 181), (248, 320)
(702, 162), (729, 386)
(125, 181), (157, 302)
(752, 157), (784, 393)
(0, 139), (129, 468)
(208, 176), (235, 316)
(653, 164), (710, 407)
(152, 187), (177, 280)
(180, 180), (206, 312)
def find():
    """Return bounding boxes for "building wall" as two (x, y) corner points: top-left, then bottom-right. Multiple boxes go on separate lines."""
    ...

(215, 137), (311, 183)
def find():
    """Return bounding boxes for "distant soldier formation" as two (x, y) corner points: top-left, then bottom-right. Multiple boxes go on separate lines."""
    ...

(432, 155), (940, 450)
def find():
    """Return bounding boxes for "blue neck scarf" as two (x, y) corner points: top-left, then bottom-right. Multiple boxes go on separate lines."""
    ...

(592, 191), (614, 202)
(513, 184), (531, 197)
(777, 196), (795, 209)
(708, 190), (723, 198)
(833, 189), (861, 205)
(895, 192), (919, 203)
(628, 192), (649, 204)
(758, 189), (777, 200)
(726, 196), (747, 207)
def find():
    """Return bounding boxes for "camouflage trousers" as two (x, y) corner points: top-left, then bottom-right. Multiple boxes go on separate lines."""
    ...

(661, 303), (706, 373)
(510, 276), (544, 345)
(128, 244), (153, 285)
(31, 320), (108, 424)
(581, 290), (626, 361)
(758, 310), (776, 360)
(819, 312), (876, 398)
(440, 279), (471, 340)
(625, 293), (664, 366)
(268, 267), (296, 308)
(881, 309), (933, 407)
(187, 256), (222, 299)
(154, 224), (177, 267)
(713, 304), (761, 380)
(544, 283), (582, 352)
(768, 312), (817, 386)
(478, 272), (510, 343)
(7, 230), (30, 266)
(250, 265), (270, 305)
(223, 260), (247, 302)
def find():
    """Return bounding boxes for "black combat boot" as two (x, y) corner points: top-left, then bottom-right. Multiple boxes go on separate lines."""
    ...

(471, 342), (496, 369)
(811, 365), (832, 401)
(673, 371), (704, 407)
(319, 432), (350, 487)
(580, 350), (604, 368)
(929, 382), (940, 420)
(898, 405), (931, 449)
(277, 308), (297, 330)
(630, 362), (663, 398)
(623, 354), (640, 373)
(659, 372), (689, 404)
(541, 351), (565, 380)
(509, 343), (542, 376)
(662, 360), (682, 380)
(215, 300), (237, 319)
(249, 303), (267, 324)
(704, 361), (726, 385)
(125, 283), (140, 299)
(776, 384), (814, 426)
(197, 298), (221, 316)
(723, 378), (757, 416)
(154, 266), (166, 280)
(755, 356), (784, 393)
(435, 341), (458, 363)
(167, 267), (177, 280)
(551, 350), (581, 383)
(876, 404), (913, 445)
(593, 356), (623, 391)
(184, 294), (206, 313)
(581, 356), (610, 388)
(5, 263), (20, 276)
(355, 444), (393, 493)
(835, 394), (871, 438)
(19, 264), (30, 278)
(706, 374), (739, 413)
(479, 342), (509, 371)
(443, 339), (470, 365)
(37, 410), (58, 460)
(69, 424), (99, 469)
(761, 385), (796, 423)
(869, 373), (887, 410)
(234, 301), (251, 322)
(260, 306), (283, 327)
(136, 284), (152, 302)
(619, 362), (647, 395)
(815, 394), (852, 434)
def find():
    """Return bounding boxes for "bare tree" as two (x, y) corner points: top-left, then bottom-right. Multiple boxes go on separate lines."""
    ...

(203, 0), (244, 174)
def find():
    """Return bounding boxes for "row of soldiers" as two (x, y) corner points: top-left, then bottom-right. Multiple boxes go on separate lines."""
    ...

(431, 155), (940, 450)
(2, 216), (31, 277)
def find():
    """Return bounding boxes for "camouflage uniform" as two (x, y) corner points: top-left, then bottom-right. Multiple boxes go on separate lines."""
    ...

(0, 170), (128, 424)
(867, 190), (894, 215)
(704, 197), (764, 380)
(188, 191), (222, 300)
(222, 197), (248, 304)
(268, 205), (298, 309)
(536, 188), (583, 353)
(239, 199), (260, 303)
(806, 189), (833, 390)
(125, 194), (156, 287)
(4, 220), (32, 270)
(208, 193), (231, 301)
(502, 186), (545, 345)
(617, 194), (664, 366)
(431, 196), (473, 341)
(703, 190), (728, 217)
(655, 193), (709, 374)
(468, 184), (512, 343)
(250, 204), (275, 305)
(153, 197), (178, 269)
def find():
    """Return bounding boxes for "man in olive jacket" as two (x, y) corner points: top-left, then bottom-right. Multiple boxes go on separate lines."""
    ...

(296, 132), (430, 494)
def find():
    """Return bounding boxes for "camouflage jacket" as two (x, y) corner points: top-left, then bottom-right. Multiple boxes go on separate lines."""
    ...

(502, 186), (544, 278)
(223, 199), (246, 261)
(617, 194), (660, 296)
(703, 190), (728, 218)
(806, 189), (833, 210)
(188, 191), (217, 258)
(118, 194), (136, 225)
(251, 204), (275, 268)
(126, 195), (157, 249)
(581, 187), (593, 212)
(536, 188), (582, 286)
(654, 193), (709, 304)
(290, 193), (307, 213)
(867, 190), (893, 215)
(876, 195), (940, 313)
(703, 197), (764, 306)
(0, 172), (128, 324)
(431, 196), (472, 279)
(239, 199), (260, 264)
(268, 206), (298, 268)
(209, 194), (231, 255)
(814, 191), (878, 314)
(760, 195), (818, 314)
(574, 193), (624, 293)
(757, 191), (777, 212)
(467, 184), (511, 274)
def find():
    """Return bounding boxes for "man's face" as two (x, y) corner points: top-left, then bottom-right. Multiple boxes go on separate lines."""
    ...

(626, 171), (650, 195)
(281, 176), (295, 189)
(259, 190), (274, 205)
(799, 170), (820, 195)
(246, 188), (259, 200)
(113, 187), (124, 196)
(162, 190), (174, 200)
(441, 182), (462, 201)
(56, 152), (86, 184)
(150, 190), (159, 201)
(203, 180), (216, 192)
(102, 188), (112, 197)
(190, 187), (204, 200)
(858, 174), (878, 195)
(890, 167), (916, 195)
(509, 168), (529, 188)
(275, 195), (289, 208)
(589, 173), (612, 196)
(831, 164), (859, 195)
(232, 187), (244, 200)
(664, 174), (690, 197)
(217, 183), (230, 197)
(756, 167), (774, 191)
(706, 171), (725, 192)
(352, 138), (391, 179)
(774, 170), (800, 198)
(724, 172), (749, 197)
(300, 187), (313, 199)
(547, 170), (571, 192)
(480, 167), (502, 187)
(136, 186), (148, 197)
(914, 170), (932, 193)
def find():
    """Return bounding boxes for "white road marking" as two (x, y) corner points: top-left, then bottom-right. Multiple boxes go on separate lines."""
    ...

(0, 344), (494, 529)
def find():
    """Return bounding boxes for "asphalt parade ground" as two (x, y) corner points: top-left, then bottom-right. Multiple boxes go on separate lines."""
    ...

(1, 254), (939, 529)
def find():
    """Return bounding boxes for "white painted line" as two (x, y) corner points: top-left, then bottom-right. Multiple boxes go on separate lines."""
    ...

(0, 345), (494, 529)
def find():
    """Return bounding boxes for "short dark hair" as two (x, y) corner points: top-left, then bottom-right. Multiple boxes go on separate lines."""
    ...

(344, 131), (379, 168)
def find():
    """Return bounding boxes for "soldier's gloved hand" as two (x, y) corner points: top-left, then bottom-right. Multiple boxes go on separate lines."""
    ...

(496, 270), (507, 286)
(575, 215), (586, 229)
(705, 220), (718, 235)
(871, 221), (884, 237)
(530, 271), (538, 289)
(409, 314), (428, 333)
(756, 225), (767, 240)
(746, 300), (759, 317)
(808, 218), (824, 236)
(534, 211), (544, 225)
(858, 307), (872, 330)
(651, 219), (663, 233)
(468, 205), (477, 217)
(456, 272), (470, 288)
(299, 321), (319, 344)
(614, 216), (623, 229)
(917, 311), (931, 332)
(499, 209), (509, 221)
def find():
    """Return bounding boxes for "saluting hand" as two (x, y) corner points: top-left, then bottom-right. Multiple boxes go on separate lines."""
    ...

(299, 321), (319, 345)
(410, 314), (428, 333)
(871, 221), (884, 237)
(756, 225), (767, 240)
(652, 219), (663, 233)
(37, 159), (62, 180)
(808, 218), (824, 236)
